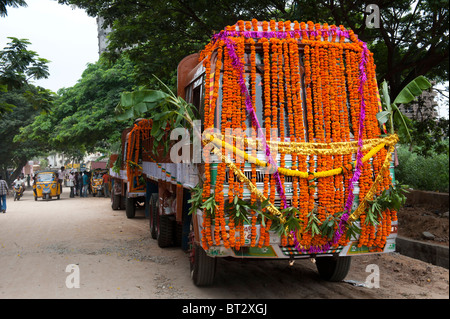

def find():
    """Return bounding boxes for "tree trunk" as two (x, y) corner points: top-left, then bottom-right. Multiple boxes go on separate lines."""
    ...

(8, 157), (28, 185)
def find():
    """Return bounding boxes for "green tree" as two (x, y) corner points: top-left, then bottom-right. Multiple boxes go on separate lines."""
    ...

(59, 0), (296, 87)
(57, 0), (448, 158)
(0, 88), (46, 184)
(18, 56), (137, 158)
(58, 0), (448, 99)
(292, 0), (448, 100)
(0, 0), (27, 17)
(0, 37), (52, 116)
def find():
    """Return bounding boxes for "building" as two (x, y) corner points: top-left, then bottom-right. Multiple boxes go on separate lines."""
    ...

(398, 85), (439, 121)
(97, 16), (112, 55)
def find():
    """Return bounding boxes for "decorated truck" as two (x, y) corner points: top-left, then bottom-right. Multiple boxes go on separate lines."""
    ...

(109, 126), (148, 218)
(116, 20), (409, 286)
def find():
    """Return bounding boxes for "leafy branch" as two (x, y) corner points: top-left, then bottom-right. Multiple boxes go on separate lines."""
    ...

(201, 194), (218, 219)
(365, 182), (409, 226)
(269, 206), (303, 238)
(187, 184), (204, 216)
(115, 75), (200, 157)
(377, 75), (432, 143)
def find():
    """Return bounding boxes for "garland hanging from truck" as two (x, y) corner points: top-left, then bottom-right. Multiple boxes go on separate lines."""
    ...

(199, 20), (400, 253)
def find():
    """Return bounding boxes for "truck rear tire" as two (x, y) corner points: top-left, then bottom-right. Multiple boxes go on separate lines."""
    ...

(174, 222), (183, 247)
(112, 194), (120, 210)
(190, 242), (216, 287)
(149, 195), (158, 239)
(316, 256), (351, 282)
(120, 194), (126, 210)
(157, 213), (174, 248)
(126, 197), (136, 218)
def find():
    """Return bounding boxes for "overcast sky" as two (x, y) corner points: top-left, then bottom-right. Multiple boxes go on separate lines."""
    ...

(0, 0), (99, 93)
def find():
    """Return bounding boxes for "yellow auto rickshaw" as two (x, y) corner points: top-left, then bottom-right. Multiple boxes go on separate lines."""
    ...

(34, 171), (61, 201)
(91, 170), (106, 197)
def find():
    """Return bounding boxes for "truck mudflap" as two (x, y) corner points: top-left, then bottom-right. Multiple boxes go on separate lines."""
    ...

(195, 211), (398, 259)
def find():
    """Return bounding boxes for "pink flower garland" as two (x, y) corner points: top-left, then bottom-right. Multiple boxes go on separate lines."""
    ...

(293, 42), (369, 254)
(221, 36), (288, 208)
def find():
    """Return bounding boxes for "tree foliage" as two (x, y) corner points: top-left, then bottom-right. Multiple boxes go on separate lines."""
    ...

(0, 37), (52, 116)
(17, 56), (138, 158)
(396, 142), (449, 192)
(0, 0), (27, 17)
(292, 0), (448, 98)
(0, 88), (45, 184)
(58, 0), (448, 99)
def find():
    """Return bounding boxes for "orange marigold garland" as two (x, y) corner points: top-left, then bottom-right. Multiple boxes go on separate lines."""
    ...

(197, 20), (399, 254)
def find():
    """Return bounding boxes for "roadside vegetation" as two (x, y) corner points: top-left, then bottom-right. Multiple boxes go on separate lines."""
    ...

(396, 142), (449, 193)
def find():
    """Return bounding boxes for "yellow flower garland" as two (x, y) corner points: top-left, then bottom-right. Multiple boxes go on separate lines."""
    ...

(204, 132), (398, 179)
(209, 145), (286, 224)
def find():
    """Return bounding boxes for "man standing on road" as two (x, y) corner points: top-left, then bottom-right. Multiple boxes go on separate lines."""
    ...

(58, 166), (66, 194)
(102, 173), (110, 198)
(0, 175), (9, 213)
(68, 171), (75, 198)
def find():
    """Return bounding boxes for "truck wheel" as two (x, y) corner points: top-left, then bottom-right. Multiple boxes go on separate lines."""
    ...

(120, 193), (126, 210)
(112, 194), (120, 210)
(316, 256), (351, 282)
(149, 196), (158, 239)
(126, 197), (136, 218)
(174, 222), (183, 247)
(190, 241), (216, 287)
(157, 213), (174, 248)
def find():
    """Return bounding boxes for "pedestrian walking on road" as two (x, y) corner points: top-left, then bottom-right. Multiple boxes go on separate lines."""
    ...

(0, 175), (9, 213)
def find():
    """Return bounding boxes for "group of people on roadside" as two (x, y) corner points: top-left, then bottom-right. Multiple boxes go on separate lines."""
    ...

(0, 167), (111, 214)
(67, 170), (110, 198)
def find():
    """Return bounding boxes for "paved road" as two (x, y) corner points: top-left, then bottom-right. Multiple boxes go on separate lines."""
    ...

(0, 187), (448, 301)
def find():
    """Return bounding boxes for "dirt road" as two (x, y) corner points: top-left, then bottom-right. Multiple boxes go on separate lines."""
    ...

(0, 188), (448, 300)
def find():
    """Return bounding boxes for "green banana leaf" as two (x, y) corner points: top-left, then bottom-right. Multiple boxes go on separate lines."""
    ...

(393, 76), (432, 105)
(377, 76), (432, 143)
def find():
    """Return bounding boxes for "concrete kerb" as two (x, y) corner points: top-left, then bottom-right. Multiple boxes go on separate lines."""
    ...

(396, 236), (449, 269)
